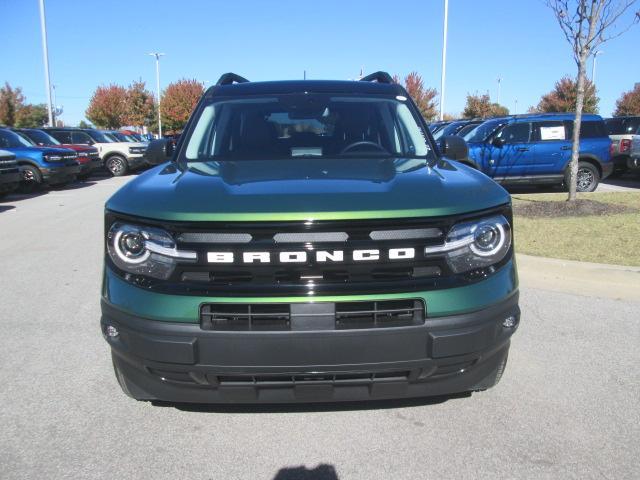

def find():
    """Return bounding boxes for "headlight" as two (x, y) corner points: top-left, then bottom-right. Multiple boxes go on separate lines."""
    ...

(107, 222), (196, 280)
(424, 215), (511, 274)
(44, 154), (63, 162)
(128, 147), (146, 154)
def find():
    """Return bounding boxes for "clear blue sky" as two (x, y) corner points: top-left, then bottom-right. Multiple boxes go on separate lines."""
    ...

(2, 0), (638, 125)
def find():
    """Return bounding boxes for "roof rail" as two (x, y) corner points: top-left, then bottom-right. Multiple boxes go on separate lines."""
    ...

(216, 73), (250, 86)
(360, 71), (394, 84)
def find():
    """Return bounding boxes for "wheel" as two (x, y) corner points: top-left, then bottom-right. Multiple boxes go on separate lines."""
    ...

(564, 161), (600, 193)
(19, 165), (43, 193)
(106, 155), (129, 177)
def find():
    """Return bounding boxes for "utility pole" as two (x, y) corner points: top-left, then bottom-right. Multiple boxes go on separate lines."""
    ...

(591, 51), (603, 85)
(439, 0), (449, 121)
(38, 0), (54, 127)
(148, 52), (165, 138)
(496, 76), (502, 105)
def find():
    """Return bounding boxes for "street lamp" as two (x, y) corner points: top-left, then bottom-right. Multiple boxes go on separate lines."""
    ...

(591, 51), (603, 85)
(496, 76), (502, 105)
(38, 0), (54, 127)
(148, 52), (165, 138)
(439, 0), (449, 121)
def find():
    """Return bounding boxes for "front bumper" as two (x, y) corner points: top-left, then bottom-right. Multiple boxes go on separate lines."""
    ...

(41, 163), (80, 184)
(101, 262), (520, 404)
(78, 157), (102, 174)
(127, 154), (146, 169)
(0, 167), (21, 193)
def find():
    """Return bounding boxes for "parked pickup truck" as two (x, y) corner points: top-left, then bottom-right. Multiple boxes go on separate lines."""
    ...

(101, 72), (519, 405)
(605, 116), (640, 174)
(0, 149), (21, 197)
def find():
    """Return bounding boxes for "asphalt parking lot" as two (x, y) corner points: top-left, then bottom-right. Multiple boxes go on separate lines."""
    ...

(0, 175), (639, 480)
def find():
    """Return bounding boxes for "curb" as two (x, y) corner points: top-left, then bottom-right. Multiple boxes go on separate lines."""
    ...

(516, 253), (640, 302)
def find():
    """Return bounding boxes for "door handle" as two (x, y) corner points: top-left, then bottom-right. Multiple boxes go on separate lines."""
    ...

(560, 146), (572, 150)
(517, 147), (529, 152)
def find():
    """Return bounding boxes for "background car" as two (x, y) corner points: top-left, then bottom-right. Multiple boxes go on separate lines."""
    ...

(0, 148), (21, 198)
(605, 116), (640, 175)
(14, 128), (101, 179)
(0, 128), (80, 192)
(432, 119), (483, 141)
(44, 128), (148, 177)
(461, 113), (612, 192)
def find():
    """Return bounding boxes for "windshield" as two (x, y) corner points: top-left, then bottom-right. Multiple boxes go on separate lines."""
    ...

(183, 94), (433, 162)
(112, 132), (136, 142)
(456, 123), (480, 138)
(24, 129), (61, 146)
(87, 130), (114, 143)
(0, 129), (35, 148)
(463, 119), (506, 143)
(432, 121), (466, 140)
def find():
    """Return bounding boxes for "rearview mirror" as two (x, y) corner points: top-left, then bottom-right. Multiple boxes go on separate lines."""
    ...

(439, 135), (468, 161)
(492, 137), (506, 148)
(144, 139), (174, 165)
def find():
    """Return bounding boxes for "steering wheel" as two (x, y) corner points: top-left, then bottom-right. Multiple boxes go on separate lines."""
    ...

(340, 141), (388, 155)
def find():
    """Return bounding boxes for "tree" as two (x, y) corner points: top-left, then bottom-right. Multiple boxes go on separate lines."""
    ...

(613, 83), (640, 115)
(533, 76), (599, 113)
(15, 104), (48, 128)
(462, 93), (509, 119)
(124, 80), (156, 128)
(393, 72), (438, 121)
(547, 0), (639, 201)
(85, 84), (128, 128)
(161, 79), (204, 133)
(0, 83), (26, 126)
(78, 120), (91, 129)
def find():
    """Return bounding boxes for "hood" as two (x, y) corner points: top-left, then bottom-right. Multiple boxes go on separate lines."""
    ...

(107, 157), (510, 222)
(4, 146), (76, 157)
(96, 141), (146, 148)
(0, 149), (16, 161)
(58, 144), (98, 153)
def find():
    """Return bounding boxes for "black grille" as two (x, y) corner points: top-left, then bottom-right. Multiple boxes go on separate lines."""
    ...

(107, 206), (511, 296)
(215, 371), (410, 386)
(200, 300), (425, 331)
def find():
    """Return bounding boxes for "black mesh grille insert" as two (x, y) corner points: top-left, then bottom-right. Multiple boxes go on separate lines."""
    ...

(200, 300), (425, 331)
(216, 371), (410, 385)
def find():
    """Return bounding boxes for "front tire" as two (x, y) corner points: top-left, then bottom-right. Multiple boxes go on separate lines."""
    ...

(106, 155), (128, 177)
(564, 161), (600, 193)
(20, 165), (43, 193)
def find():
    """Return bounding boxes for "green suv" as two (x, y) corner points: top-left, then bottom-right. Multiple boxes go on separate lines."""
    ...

(101, 72), (520, 404)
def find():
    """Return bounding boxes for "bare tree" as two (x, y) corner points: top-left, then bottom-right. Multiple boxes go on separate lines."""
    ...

(547, 0), (638, 200)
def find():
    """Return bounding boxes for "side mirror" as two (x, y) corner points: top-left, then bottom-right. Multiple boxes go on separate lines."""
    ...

(440, 135), (468, 160)
(492, 137), (506, 148)
(144, 139), (175, 165)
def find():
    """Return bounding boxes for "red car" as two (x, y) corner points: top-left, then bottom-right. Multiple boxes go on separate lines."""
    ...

(14, 128), (102, 179)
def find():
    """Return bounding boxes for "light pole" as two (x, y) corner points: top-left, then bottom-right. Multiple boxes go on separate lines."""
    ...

(591, 51), (603, 85)
(496, 76), (502, 105)
(439, 0), (449, 121)
(149, 52), (165, 137)
(38, 0), (54, 127)
(514, 98), (518, 115)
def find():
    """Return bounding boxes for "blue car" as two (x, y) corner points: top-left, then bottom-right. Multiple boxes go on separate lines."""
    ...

(0, 128), (81, 192)
(459, 113), (613, 192)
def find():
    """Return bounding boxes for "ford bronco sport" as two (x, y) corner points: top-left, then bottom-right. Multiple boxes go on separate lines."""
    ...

(463, 113), (612, 192)
(101, 72), (520, 404)
(45, 127), (147, 177)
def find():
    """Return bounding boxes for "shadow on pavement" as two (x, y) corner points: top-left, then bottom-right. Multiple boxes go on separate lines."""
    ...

(0, 205), (15, 213)
(272, 464), (339, 480)
(152, 391), (471, 414)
